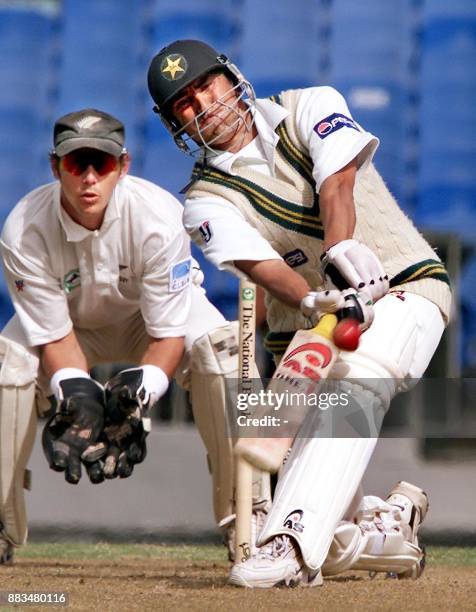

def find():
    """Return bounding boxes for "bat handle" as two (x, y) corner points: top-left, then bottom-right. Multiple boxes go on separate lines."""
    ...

(312, 312), (338, 340)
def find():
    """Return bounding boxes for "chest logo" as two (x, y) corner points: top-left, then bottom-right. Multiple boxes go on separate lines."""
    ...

(63, 269), (81, 293)
(283, 248), (308, 268)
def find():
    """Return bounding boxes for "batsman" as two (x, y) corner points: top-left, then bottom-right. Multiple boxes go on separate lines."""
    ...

(147, 40), (452, 587)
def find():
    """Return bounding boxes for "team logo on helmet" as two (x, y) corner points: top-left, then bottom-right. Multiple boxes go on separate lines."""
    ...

(160, 53), (188, 81)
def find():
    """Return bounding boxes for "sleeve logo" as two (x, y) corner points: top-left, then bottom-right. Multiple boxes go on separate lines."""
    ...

(314, 113), (359, 139)
(198, 220), (212, 243)
(169, 257), (191, 293)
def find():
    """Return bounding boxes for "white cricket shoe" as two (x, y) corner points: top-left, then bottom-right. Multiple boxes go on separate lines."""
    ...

(229, 535), (323, 588)
(0, 537), (13, 566)
(352, 481), (428, 579)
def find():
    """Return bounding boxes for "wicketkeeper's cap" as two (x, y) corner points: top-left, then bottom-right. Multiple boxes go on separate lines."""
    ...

(53, 109), (125, 157)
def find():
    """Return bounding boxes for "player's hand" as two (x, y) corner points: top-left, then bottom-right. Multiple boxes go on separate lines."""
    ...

(42, 378), (106, 485)
(321, 239), (389, 302)
(300, 288), (374, 332)
(101, 367), (161, 478)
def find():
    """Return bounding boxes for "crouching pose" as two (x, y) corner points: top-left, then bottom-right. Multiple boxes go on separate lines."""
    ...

(0, 108), (271, 564)
(147, 39), (451, 586)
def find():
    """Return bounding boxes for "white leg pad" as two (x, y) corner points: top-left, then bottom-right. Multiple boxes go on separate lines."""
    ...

(257, 436), (376, 570)
(0, 336), (38, 546)
(256, 294), (443, 572)
(190, 322), (271, 524)
(335, 292), (445, 388)
(322, 521), (366, 576)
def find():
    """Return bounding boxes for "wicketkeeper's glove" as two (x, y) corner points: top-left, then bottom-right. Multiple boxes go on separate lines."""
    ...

(101, 367), (165, 479)
(42, 378), (106, 484)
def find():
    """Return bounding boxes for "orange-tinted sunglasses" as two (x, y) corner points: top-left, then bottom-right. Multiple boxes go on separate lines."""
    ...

(61, 149), (119, 176)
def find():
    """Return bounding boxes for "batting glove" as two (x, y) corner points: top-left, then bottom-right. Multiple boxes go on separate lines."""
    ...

(321, 239), (389, 302)
(301, 288), (374, 332)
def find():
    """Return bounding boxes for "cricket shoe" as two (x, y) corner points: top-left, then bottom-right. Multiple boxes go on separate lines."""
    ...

(228, 535), (323, 588)
(0, 536), (13, 566)
(352, 481), (428, 579)
(222, 507), (269, 563)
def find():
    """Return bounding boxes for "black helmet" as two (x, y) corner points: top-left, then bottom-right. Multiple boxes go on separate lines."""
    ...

(147, 39), (255, 157)
(147, 40), (230, 114)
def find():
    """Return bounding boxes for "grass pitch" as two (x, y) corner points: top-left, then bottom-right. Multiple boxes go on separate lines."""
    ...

(0, 543), (474, 612)
(14, 542), (476, 565)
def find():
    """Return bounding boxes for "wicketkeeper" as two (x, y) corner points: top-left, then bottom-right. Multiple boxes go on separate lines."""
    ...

(0, 108), (271, 565)
(147, 40), (452, 587)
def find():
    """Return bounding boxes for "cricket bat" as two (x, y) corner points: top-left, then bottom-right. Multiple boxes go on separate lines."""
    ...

(234, 313), (344, 474)
(234, 278), (256, 562)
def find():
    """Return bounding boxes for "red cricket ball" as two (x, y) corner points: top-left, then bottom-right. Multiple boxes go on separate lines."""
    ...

(333, 319), (361, 351)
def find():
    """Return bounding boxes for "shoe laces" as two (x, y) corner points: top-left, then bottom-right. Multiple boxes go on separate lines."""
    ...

(257, 535), (294, 561)
(359, 496), (402, 535)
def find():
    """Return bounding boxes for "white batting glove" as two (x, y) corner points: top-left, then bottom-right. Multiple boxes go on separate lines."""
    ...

(300, 288), (374, 331)
(321, 239), (389, 302)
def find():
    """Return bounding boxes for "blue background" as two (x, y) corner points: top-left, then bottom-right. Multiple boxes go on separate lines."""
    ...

(0, 0), (474, 371)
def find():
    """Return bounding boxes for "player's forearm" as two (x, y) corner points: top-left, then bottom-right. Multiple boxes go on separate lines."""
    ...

(40, 330), (89, 379)
(320, 160), (357, 251)
(140, 336), (185, 379)
(235, 259), (310, 309)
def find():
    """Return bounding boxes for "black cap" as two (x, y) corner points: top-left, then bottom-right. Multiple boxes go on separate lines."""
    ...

(53, 109), (125, 157)
(147, 40), (228, 112)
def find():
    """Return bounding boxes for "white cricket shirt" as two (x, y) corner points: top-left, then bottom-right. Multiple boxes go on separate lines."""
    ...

(1, 175), (192, 346)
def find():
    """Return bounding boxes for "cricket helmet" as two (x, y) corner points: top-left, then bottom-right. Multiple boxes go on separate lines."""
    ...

(147, 39), (255, 156)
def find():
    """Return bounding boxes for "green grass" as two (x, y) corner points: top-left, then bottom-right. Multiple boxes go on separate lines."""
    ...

(15, 543), (476, 566)
(16, 542), (228, 563)
(427, 546), (476, 567)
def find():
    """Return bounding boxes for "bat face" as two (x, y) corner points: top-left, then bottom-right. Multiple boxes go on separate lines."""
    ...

(278, 338), (334, 387)
(272, 314), (338, 394)
(234, 314), (339, 473)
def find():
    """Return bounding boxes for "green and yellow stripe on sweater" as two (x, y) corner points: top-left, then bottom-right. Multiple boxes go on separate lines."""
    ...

(190, 164), (323, 238)
(189, 105), (322, 238)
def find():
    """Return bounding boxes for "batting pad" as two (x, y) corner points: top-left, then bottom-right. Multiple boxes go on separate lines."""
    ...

(190, 323), (271, 524)
(0, 336), (38, 546)
(257, 435), (376, 570)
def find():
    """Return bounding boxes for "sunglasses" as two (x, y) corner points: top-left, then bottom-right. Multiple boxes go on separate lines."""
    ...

(60, 149), (119, 176)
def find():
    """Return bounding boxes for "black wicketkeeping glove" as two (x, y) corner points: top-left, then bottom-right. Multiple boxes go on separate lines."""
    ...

(102, 368), (152, 479)
(42, 378), (106, 484)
